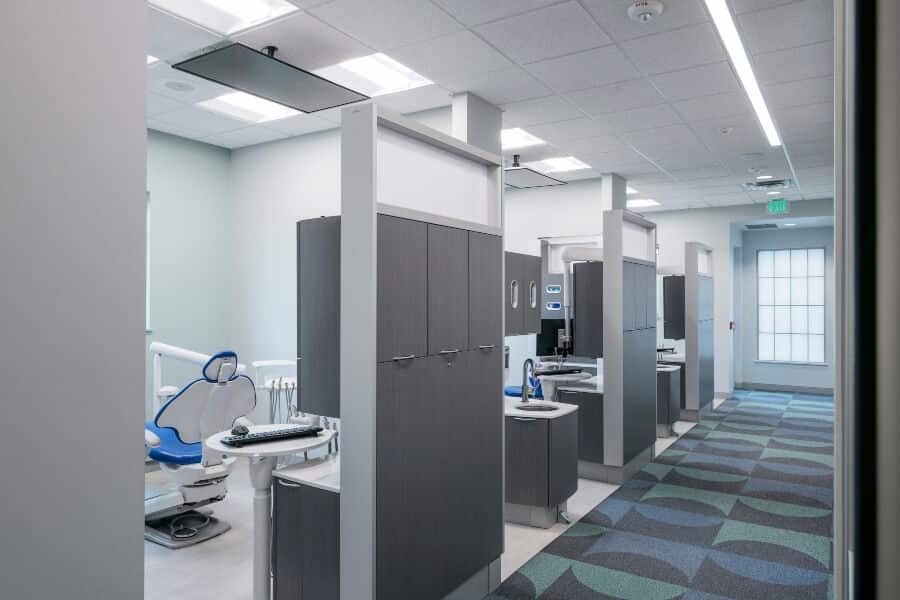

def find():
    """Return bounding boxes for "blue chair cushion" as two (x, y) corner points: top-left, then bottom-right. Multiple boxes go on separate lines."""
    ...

(145, 422), (202, 465)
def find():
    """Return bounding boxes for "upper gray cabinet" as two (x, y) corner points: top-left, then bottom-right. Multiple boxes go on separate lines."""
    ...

(297, 217), (341, 418)
(663, 275), (686, 340)
(573, 261), (603, 357)
(377, 215), (428, 362)
(428, 224), (469, 355)
(468, 232), (502, 350)
(504, 251), (541, 336)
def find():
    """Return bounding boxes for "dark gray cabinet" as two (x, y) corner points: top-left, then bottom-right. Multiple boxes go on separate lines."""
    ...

(573, 261), (603, 357)
(657, 368), (681, 427)
(504, 251), (541, 336)
(377, 215), (427, 362)
(297, 217), (341, 418)
(557, 390), (604, 463)
(377, 349), (501, 600)
(663, 275), (686, 340)
(468, 232), (502, 350)
(428, 224), (469, 355)
(623, 261), (636, 332)
(622, 327), (657, 463)
(623, 261), (656, 333)
(273, 478), (340, 600)
(505, 411), (578, 507)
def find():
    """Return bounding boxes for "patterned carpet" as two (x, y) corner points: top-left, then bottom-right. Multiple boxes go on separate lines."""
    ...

(489, 390), (834, 600)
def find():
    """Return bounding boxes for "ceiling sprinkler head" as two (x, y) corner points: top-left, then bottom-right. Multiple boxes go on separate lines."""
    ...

(628, 0), (665, 24)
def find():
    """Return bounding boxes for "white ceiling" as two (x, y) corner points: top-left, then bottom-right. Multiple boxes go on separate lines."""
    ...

(146, 0), (835, 212)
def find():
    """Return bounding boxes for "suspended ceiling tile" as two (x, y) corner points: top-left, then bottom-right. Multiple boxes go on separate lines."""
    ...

(738, 0), (833, 55)
(152, 105), (248, 136)
(433, 0), (562, 27)
(754, 41), (834, 85)
(525, 45), (640, 93)
(389, 30), (513, 82)
(373, 85), (452, 114)
(442, 67), (550, 105)
(147, 64), (233, 104)
(308, 0), (463, 50)
(474, 1), (611, 64)
(147, 117), (205, 140)
(671, 166), (735, 181)
(620, 124), (703, 149)
(566, 79), (665, 117)
(553, 167), (603, 182)
(693, 115), (770, 155)
(731, 0), (799, 14)
(774, 101), (834, 144)
(581, 0), (709, 42)
(563, 135), (631, 156)
(651, 61), (740, 101)
(501, 96), (583, 127)
(763, 76), (834, 109)
(263, 113), (339, 136)
(148, 6), (222, 62)
(673, 91), (752, 122)
(619, 22), (726, 75)
(528, 118), (622, 145)
(592, 104), (684, 134)
(204, 126), (289, 149)
(147, 91), (185, 117)
(233, 11), (372, 71)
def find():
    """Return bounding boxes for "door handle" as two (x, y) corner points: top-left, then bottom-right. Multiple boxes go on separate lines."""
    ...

(512, 417), (537, 422)
(510, 280), (519, 309)
(392, 355), (416, 361)
(478, 345), (496, 350)
(439, 349), (460, 355)
(276, 479), (302, 488)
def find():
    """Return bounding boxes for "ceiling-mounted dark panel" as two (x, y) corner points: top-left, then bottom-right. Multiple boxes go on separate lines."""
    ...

(504, 167), (566, 189)
(173, 43), (368, 113)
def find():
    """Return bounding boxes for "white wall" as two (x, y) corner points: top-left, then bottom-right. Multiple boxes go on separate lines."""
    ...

(0, 3), (145, 598)
(739, 226), (835, 390)
(146, 130), (231, 417)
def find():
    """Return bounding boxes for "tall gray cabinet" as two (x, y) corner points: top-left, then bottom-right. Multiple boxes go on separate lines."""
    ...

(504, 251), (541, 336)
(573, 261), (603, 357)
(621, 259), (657, 464)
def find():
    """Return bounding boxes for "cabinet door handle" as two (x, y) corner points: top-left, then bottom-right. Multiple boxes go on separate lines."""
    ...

(478, 345), (496, 350)
(392, 355), (416, 361)
(510, 280), (519, 309)
(530, 281), (538, 308)
(276, 479), (302, 488)
(439, 349), (460, 355)
(513, 417), (537, 422)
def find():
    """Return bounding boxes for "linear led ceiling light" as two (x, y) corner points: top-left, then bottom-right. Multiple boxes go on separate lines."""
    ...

(150, 0), (299, 36)
(756, 174), (773, 180)
(704, 0), (781, 146)
(627, 198), (661, 208)
(315, 53), (432, 98)
(197, 91), (299, 123)
(501, 128), (546, 150)
(147, 55), (160, 65)
(533, 156), (591, 173)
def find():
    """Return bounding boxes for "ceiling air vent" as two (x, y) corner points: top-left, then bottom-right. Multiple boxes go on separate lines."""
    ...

(745, 223), (779, 230)
(173, 43), (369, 113)
(742, 178), (793, 192)
(504, 155), (566, 189)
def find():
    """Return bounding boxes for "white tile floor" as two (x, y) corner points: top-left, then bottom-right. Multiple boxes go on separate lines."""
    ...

(145, 420), (696, 600)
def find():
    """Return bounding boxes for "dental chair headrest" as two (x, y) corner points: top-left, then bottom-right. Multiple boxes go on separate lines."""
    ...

(203, 351), (239, 383)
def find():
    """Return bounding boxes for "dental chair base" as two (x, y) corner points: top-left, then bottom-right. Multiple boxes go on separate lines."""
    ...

(144, 508), (231, 549)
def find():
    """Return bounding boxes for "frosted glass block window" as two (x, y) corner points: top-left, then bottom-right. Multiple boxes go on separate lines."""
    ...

(758, 247), (826, 363)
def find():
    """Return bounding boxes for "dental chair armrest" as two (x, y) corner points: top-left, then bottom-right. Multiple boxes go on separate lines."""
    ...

(144, 430), (161, 456)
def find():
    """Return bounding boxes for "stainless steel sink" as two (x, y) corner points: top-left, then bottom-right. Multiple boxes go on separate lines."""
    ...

(514, 403), (558, 412)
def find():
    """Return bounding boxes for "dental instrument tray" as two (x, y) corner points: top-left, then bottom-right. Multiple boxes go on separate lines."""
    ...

(221, 426), (323, 447)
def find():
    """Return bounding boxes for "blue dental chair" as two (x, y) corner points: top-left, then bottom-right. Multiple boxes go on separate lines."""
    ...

(144, 351), (256, 548)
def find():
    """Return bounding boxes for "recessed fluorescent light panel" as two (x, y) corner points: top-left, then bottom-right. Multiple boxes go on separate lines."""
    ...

(147, 55), (160, 65)
(533, 156), (591, 173)
(756, 174), (773, 180)
(197, 91), (299, 123)
(150, 0), (298, 36)
(627, 199), (661, 209)
(704, 0), (781, 147)
(501, 128), (546, 150)
(627, 185), (639, 194)
(314, 53), (432, 98)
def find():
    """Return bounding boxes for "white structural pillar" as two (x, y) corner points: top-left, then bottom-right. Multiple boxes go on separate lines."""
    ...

(684, 242), (714, 421)
(451, 92), (503, 156)
(340, 102), (378, 600)
(601, 173), (628, 210)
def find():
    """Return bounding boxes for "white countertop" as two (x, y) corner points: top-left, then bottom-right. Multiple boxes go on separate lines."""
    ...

(656, 364), (682, 373)
(504, 396), (578, 419)
(274, 454), (340, 494)
(558, 375), (604, 395)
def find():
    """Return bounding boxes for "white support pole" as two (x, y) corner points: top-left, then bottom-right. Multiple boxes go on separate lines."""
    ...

(601, 173), (628, 211)
(339, 102), (378, 600)
(451, 92), (503, 156)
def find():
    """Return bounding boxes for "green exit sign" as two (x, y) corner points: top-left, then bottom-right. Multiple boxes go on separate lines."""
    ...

(767, 198), (790, 214)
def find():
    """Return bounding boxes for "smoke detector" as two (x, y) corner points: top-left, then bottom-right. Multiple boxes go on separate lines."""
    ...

(628, 0), (665, 23)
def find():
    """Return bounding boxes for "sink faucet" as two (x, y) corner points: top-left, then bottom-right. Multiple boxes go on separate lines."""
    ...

(522, 358), (534, 403)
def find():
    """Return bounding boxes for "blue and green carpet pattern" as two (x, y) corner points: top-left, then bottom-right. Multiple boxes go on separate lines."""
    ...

(489, 390), (833, 600)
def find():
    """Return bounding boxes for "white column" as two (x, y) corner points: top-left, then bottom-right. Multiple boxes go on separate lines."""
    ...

(601, 173), (628, 210)
(451, 92), (503, 156)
